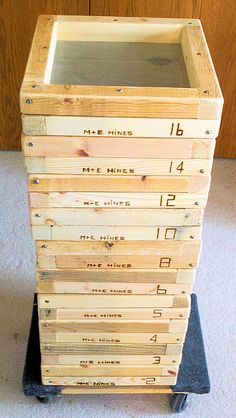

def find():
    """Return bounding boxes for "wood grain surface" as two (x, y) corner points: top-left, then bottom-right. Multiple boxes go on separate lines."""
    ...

(1, 0), (232, 155)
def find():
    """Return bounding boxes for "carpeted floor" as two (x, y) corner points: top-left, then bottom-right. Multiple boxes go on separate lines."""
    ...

(0, 152), (235, 418)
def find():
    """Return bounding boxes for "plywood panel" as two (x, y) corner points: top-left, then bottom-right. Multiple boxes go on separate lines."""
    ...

(90, 0), (201, 18)
(200, 0), (236, 158)
(0, 0), (89, 150)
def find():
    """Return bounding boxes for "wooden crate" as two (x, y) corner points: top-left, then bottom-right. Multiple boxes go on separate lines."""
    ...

(20, 15), (223, 390)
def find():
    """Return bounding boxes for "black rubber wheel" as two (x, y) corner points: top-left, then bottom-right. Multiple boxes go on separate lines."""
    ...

(36, 395), (55, 404)
(170, 394), (189, 413)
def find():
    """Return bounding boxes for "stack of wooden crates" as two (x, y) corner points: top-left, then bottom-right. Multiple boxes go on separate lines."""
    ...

(20, 16), (223, 392)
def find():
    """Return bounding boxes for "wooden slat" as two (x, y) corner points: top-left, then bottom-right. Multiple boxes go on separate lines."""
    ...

(37, 255), (198, 269)
(41, 342), (183, 355)
(22, 135), (215, 159)
(39, 306), (190, 321)
(36, 267), (195, 284)
(24, 157), (213, 175)
(39, 320), (188, 334)
(28, 174), (211, 193)
(29, 192), (208, 208)
(40, 331), (185, 344)
(41, 353), (181, 366)
(61, 386), (173, 394)
(42, 375), (177, 386)
(36, 239), (201, 256)
(38, 294), (190, 309)
(37, 279), (192, 295)
(22, 115), (220, 138)
(32, 225), (202, 241)
(30, 208), (204, 226)
(41, 364), (179, 377)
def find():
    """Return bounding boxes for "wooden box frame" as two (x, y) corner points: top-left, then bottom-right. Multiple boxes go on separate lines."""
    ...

(20, 15), (223, 119)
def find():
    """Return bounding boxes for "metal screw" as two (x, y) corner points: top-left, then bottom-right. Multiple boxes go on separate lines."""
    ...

(44, 323), (49, 327)
(41, 244), (47, 248)
(41, 272), (48, 276)
(194, 202), (199, 206)
(196, 52), (201, 55)
(189, 263), (194, 267)
(116, 88), (123, 92)
(205, 130), (211, 135)
(204, 90), (209, 94)
(35, 213), (41, 218)
(45, 309), (51, 317)
(200, 169), (204, 173)
(190, 235), (195, 239)
(26, 99), (32, 104)
(177, 338), (180, 341)
(33, 179), (40, 184)
(172, 360), (176, 363)
(45, 346), (51, 351)
(182, 291), (186, 294)
(31, 84), (37, 88)
(45, 300), (49, 303)
(179, 314), (184, 318)
(28, 142), (34, 147)
(185, 214), (189, 219)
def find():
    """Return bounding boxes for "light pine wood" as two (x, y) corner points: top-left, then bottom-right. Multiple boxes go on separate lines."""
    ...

(22, 135), (216, 159)
(61, 386), (173, 394)
(37, 279), (192, 295)
(41, 364), (179, 377)
(20, 17), (222, 121)
(37, 254), (199, 269)
(42, 353), (181, 366)
(28, 174), (211, 193)
(36, 240), (201, 269)
(36, 239), (201, 256)
(38, 293), (189, 309)
(39, 306), (190, 321)
(23, 115), (220, 138)
(29, 192), (208, 209)
(40, 331), (185, 344)
(39, 320), (188, 334)
(36, 267), (196, 284)
(38, 293), (190, 309)
(32, 225), (201, 242)
(24, 156), (213, 175)
(40, 342), (183, 355)
(42, 375), (177, 386)
(30, 208), (204, 226)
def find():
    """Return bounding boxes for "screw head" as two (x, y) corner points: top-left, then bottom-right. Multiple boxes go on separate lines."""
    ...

(44, 323), (49, 327)
(200, 169), (205, 173)
(41, 272), (48, 276)
(189, 263), (194, 267)
(179, 314), (184, 318)
(182, 291), (186, 294)
(31, 84), (37, 88)
(33, 179), (40, 184)
(205, 130), (211, 135)
(116, 88), (123, 93)
(190, 235), (195, 239)
(41, 244), (47, 249)
(26, 98), (32, 104)
(194, 202), (199, 206)
(35, 213), (41, 218)
(28, 142), (34, 147)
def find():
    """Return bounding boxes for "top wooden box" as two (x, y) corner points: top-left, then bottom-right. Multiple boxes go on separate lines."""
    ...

(20, 15), (223, 120)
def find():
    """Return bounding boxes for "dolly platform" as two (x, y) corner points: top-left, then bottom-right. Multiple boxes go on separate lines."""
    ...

(22, 294), (210, 412)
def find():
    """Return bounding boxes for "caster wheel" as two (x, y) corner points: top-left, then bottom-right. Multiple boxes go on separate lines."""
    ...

(170, 394), (189, 413)
(36, 395), (55, 404)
